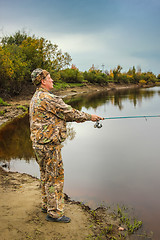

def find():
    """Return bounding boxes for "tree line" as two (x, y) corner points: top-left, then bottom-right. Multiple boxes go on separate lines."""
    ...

(0, 31), (160, 96)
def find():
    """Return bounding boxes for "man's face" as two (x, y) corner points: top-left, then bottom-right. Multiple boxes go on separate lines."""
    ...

(42, 74), (53, 91)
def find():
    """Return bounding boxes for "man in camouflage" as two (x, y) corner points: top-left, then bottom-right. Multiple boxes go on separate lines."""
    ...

(29, 68), (103, 223)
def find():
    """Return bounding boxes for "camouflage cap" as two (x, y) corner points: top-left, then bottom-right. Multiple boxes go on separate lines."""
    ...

(31, 68), (49, 86)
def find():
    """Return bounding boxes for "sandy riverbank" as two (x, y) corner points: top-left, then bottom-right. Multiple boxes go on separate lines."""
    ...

(0, 167), (130, 240)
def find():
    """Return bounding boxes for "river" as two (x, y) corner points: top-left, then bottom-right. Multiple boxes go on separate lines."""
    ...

(1, 86), (160, 239)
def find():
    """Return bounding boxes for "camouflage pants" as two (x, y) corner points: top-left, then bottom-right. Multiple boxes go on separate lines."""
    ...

(34, 143), (64, 218)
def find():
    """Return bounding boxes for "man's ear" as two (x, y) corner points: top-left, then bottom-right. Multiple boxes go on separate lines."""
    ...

(41, 79), (46, 85)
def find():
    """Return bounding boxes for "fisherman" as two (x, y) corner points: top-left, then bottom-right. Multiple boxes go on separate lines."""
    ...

(29, 68), (103, 223)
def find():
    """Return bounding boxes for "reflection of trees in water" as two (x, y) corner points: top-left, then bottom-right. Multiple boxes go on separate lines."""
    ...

(0, 113), (33, 161)
(61, 123), (77, 147)
(0, 114), (76, 161)
(65, 88), (157, 111)
(66, 123), (76, 141)
(0, 87), (159, 161)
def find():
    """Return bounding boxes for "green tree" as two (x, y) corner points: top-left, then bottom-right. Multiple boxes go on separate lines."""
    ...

(113, 65), (122, 83)
(1, 30), (28, 46)
(60, 68), (83, 83)
(140, 72), (157, 84)
(83, 69), (109, 85)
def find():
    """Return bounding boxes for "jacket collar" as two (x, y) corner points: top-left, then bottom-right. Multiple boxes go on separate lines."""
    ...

(37, 87), (54, 95)
(37, 87), (49, 93)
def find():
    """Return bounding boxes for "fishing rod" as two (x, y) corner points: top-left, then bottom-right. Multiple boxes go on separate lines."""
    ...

(94, 114), (160, 128)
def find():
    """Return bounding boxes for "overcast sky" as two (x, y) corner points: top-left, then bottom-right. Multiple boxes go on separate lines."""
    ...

(0, 0), (160, 75)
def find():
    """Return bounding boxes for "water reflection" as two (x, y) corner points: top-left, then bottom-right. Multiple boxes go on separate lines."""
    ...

(66, 87), (157, 111)
(0, 115), (76, 162)
(0, 113), (34, 161)
(0, 87), (158, 162)
(0, 86), (159, 162)
(1, 158), (40, 178)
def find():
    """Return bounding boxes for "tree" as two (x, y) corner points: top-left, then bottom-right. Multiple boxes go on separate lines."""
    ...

(157, 74), (160, 80)
(1, 30), (28, 46)
(0, 44), (28, 94)
(1, 31), (72, 73)
(0, 31), (72, 94)
(71, 64), (78, 70)
(60, 68), (83, 83)
(113, 65), (122, 83)
(20, 36), (72, 74)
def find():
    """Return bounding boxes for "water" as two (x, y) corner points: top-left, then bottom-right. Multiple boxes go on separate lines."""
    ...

(1, 86), (160, 239)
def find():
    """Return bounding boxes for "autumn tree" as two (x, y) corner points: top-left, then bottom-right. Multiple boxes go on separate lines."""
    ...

(0, 45), (28, 94)
(0, 31), (72, 95)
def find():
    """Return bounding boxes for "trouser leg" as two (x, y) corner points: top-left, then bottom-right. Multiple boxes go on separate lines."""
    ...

(35, 149), (48, 210)
(34, 143), (64, 218)
(45, 144), (64, 218)
(40, 161), (48, 209)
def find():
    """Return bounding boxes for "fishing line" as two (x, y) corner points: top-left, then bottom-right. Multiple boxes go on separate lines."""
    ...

(94, 115), (160, 128)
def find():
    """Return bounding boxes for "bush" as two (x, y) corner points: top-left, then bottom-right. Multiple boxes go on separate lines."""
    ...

(0, 97), (9, 106)
(83, 71), (108, 85)
(60, 69), (84, 83)
(139, 80), (147, 86)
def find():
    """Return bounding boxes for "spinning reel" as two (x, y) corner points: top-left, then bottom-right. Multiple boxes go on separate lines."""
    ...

(94, 121), (103, 129)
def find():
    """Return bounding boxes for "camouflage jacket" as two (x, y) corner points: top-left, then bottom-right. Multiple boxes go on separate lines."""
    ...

(29, 87), (91, 146)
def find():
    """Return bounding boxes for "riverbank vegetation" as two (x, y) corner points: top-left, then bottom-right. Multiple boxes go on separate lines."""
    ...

(0, 30), (160, 97)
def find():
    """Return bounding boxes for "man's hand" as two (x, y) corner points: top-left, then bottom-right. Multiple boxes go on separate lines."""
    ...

(91, 114), (104, 122)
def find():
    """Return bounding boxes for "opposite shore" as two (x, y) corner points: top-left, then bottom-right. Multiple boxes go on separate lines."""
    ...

(0, 83), (141, 127)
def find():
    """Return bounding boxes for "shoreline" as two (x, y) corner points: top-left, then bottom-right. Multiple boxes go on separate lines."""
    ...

(0, 83), (140, 127)
(0, 167), (147, 240)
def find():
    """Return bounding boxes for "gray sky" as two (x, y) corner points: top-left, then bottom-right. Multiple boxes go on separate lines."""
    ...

(0, 0), (160, 74)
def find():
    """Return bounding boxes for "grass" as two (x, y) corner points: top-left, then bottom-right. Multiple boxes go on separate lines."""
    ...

(16, 105), (28, 112)
(53, 82), (85, 90)
(117, 204), (142, 234)
(0, 97), (9, 106)
(0, 110), (5, 116)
